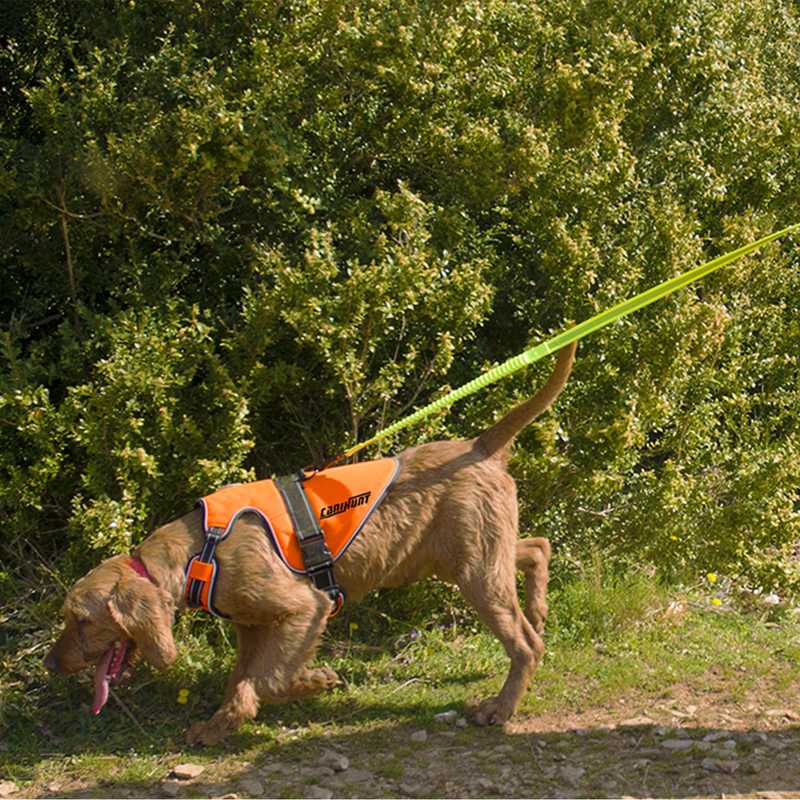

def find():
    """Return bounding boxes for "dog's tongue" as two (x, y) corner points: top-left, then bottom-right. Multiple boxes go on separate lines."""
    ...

(93, 646), (115, 714)
(93, 639), (130, 714)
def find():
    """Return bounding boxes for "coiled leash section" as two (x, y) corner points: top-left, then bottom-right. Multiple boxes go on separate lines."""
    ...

(323, 223), (800, 464)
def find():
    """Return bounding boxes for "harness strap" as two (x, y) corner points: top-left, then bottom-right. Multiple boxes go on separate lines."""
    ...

(185, 473), (346, 618)
(274, 471), (344, 614)
(185, 527), (231, 620)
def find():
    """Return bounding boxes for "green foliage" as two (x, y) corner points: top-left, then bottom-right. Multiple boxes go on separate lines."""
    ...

(1, 0), (800, 601)
(66, 305), (253, 559)
(548, 552), (666, 646)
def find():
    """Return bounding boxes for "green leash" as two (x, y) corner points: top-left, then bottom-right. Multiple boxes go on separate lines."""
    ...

(319, 222), (799, 467)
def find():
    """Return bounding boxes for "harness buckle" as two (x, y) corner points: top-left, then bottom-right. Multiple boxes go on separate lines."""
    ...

(185, 526), (230, 619)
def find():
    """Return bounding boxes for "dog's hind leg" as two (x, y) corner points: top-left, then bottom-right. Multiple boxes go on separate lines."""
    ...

(184, 590), (337, 746)
(454, 536), (545, 727)
(516, 537), (551, 634)
(466, 587), (544, 725)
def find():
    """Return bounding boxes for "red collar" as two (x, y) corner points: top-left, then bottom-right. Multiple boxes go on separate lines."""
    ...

(126, 555), (154, 583)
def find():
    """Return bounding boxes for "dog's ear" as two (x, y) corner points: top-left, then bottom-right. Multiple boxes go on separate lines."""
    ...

(108, 572), (177, 669)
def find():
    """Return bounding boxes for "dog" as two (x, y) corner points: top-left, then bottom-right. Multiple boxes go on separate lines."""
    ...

(44, 342), (575, 745)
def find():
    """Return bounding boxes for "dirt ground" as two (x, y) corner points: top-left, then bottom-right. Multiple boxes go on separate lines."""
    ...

(9, 669), (800, 799)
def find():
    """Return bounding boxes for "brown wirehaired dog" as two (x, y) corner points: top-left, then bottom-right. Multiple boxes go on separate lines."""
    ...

(45, 343), (575, 746)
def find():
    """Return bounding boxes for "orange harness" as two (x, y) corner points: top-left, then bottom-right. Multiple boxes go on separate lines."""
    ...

(184, 458), (399, 618)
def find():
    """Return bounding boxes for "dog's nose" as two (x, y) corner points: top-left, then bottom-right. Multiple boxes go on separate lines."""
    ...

(43, 651), (60, 673)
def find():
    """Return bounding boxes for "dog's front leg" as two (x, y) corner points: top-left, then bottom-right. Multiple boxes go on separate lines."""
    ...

(184, 596), (338, 745)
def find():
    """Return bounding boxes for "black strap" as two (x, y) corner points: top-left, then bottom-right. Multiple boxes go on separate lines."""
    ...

(186, 526), (221, 608)
(274, 471), (344, 608)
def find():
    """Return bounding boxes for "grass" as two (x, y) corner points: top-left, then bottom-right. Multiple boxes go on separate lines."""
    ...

(2, 556), (800, 796)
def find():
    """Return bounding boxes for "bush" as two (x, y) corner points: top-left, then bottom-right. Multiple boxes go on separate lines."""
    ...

(1, 0), (800, 598)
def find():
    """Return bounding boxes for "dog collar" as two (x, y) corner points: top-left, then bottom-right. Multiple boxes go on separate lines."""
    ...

(126, 555), (154, 583)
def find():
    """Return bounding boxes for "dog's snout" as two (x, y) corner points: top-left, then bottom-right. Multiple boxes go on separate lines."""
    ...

(43, 650), (61, 673)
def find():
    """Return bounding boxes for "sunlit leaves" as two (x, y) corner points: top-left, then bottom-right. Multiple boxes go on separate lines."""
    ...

(1, 0), (800, 588)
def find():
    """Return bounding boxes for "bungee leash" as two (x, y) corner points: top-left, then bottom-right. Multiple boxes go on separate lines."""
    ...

(308, 221), (800, 473)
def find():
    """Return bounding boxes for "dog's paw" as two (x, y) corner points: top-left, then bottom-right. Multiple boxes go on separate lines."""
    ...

(312, 666), (341, 690)
(184, 719), (231, 747)
(286, 666), (341, 699)
(471, 696), (512, 727)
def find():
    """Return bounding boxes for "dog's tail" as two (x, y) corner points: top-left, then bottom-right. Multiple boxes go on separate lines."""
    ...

(475, 341), (576, 458)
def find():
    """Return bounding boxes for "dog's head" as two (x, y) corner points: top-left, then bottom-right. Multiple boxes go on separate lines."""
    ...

(44, 554), (177, 713)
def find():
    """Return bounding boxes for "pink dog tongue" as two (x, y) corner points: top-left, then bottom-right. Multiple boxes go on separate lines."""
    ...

(93, 647), (114, 714)
(92, 639), (129, 714)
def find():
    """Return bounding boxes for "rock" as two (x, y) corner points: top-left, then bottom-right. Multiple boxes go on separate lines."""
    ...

(312, 766), (335, 777)
(767, 708), (800, 721)
(301, 766), (333, 778)
(455, 717), (468, 728)
(0, 782), (15, 798)
(474, 777), (503, 794)
(410, 729), (428, 743)
(574, 725), (614, 736)
(319, 748), (350, 772)
(701, 758), (738, 775)
(161, 781), (182, 797)
(619, 716), (655, 727)
(661, 739), (694, 751)
(702, 729), (734, 743)
(399, 783), (429, 798)
(434, 710), (458, 723)
(766, 737), (787, 750)
(542, 767), (559, 779)
(173, 763), (205, 780)
(333, 767), (373, 783)
(239, 778), (264, 796)
(717, 740), (737, 750)
(303, 787), (333, 800)
(559, 766), (585, 786)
